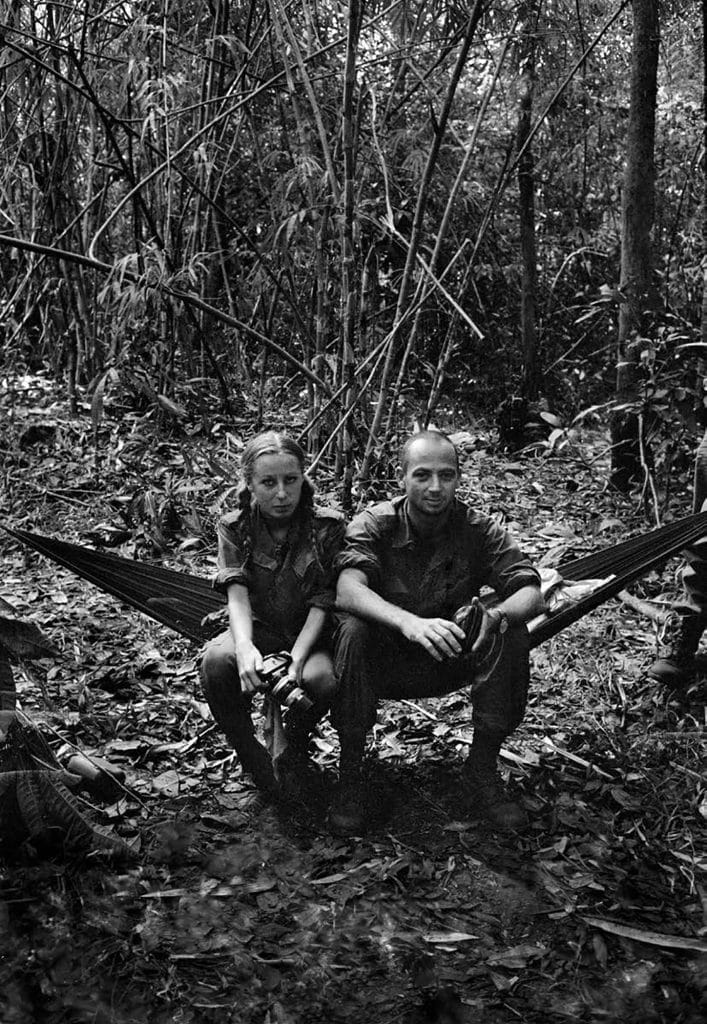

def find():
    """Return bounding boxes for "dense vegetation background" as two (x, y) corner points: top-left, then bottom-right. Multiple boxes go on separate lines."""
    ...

(1, 2), (707, 1022)
(1, 0), (704, 494)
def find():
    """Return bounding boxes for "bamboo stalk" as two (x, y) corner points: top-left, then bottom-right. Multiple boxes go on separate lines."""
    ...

(361, 0), (487, 478)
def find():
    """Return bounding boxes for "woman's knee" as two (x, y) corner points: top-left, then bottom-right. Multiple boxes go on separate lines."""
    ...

(200, 633), (239, 697)
(302, 650), (336, 702)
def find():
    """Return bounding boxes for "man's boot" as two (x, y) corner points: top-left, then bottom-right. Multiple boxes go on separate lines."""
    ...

(462, 730), (527, 831)
(329, 732), (367, 836)
(648, 612), (704, 689)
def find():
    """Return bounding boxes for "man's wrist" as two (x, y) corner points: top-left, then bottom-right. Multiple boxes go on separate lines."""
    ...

(396, 608), (419, 638)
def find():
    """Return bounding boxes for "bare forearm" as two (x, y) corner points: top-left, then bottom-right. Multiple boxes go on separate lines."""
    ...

(226, 584), (254, 648)
(337, 574), (411, 635)
(495, 585), (545, 626)
(336, 569), (465, 661)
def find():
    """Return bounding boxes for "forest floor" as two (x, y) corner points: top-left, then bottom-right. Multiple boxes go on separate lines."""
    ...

(1, 373), (706, 1024)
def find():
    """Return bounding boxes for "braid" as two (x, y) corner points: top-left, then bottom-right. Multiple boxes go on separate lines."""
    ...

(299, 476), (324, 572)
(235, 483), (254, 567)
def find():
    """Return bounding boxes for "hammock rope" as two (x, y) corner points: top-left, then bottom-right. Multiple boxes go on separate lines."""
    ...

(4, 512), (707, 649)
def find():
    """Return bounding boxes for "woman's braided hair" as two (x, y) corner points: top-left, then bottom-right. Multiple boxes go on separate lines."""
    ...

(235, 431), (323, 570)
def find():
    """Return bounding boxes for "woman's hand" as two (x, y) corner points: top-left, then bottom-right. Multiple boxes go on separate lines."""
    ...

(235, 641), (265, 693)
(286, 655), (305, 685)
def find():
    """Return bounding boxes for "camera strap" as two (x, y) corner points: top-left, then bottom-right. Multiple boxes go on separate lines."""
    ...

(262, 695), (287, 762)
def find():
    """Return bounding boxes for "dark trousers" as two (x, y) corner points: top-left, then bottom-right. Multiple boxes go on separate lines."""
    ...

(331, 614), (530, 739)
(682, 428), (707, 617)
(200, 625), (333, 749)
(199, 624), (288, 747)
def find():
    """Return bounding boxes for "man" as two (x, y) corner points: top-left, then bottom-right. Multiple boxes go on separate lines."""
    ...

(329, 429), (544, 836)
(649, 424), (707, 687)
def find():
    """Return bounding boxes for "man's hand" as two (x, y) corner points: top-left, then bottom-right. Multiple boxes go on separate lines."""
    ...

(469, 598), (503, 653)
(235, 641), (265, 693)
(400, 614), (466, 661)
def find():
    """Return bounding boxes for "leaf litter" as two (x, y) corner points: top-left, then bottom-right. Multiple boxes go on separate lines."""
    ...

(0, 377), (706, 1022)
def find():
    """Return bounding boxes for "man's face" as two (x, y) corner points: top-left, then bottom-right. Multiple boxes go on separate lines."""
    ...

(402, 438), (459, 519)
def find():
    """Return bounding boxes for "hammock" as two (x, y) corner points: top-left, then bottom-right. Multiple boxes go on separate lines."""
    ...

(4, 512), (707, 649)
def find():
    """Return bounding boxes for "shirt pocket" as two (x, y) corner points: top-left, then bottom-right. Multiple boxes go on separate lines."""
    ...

(250, 549), (279, 574)
(430, 560), (478, 612)
(382, 574), (413, 609)
(291, 547), (319, 589)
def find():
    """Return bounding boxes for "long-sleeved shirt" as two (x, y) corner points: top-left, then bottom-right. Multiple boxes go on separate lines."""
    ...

(213, 504), (345, 643)
(334, 496), (540, 619)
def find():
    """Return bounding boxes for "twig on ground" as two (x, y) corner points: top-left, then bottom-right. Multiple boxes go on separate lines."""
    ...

(542, 737), (614, 779)
(617, 589), (669, 624)
(399, 698), (438, 721)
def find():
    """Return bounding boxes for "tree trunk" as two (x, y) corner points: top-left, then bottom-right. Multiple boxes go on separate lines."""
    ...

(339, 0), (362, 511)
(517, 3), (539, 403)
(610, 0), (659, 491)
(702, 0), (707, 349)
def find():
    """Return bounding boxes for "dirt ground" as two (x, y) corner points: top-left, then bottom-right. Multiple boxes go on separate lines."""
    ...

(1, 376), (706, 1023)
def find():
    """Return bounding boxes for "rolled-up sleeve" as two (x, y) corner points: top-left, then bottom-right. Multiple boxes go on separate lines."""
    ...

(479, 516), (541, 599)
(213, 512), (251, 593)
(333, 511), (383, 589)
(308, 516), (346, 610)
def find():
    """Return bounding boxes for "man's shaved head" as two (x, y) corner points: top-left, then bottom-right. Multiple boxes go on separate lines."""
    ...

(400, 429), (459, 474)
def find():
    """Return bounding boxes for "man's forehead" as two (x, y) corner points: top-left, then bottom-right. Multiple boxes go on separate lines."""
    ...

(403, 437), (458, 469)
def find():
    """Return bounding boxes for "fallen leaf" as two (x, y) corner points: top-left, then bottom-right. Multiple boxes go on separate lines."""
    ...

(424, 931), (478, 944)
(582, 917), (707, 952)
(153, 769), (180, 796)
(488, 970), (518, 991)
(592, 932), (608, 968)
(486, 943), (548, 968)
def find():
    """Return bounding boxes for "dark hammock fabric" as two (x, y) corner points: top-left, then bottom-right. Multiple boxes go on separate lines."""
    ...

(5, 512), (707, 649)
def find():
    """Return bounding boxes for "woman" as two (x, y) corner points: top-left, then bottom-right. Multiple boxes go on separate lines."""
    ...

(200, 431), (345, 797)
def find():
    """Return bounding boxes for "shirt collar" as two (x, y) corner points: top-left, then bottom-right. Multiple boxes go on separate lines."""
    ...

(252, 504), (302, 554)
(392, 496), (464, 549)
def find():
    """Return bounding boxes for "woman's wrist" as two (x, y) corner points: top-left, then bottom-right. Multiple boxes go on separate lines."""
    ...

(233, 637), (255, 657)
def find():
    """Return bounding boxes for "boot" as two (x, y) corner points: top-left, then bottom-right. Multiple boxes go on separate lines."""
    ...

(329, 732), (367, 836)
(274, 706), (321, 801)
(462, 731), (528, 831)
(233, 736), (278, 797)
(648, 612), (704, 689)
(224, 700), (278, 798)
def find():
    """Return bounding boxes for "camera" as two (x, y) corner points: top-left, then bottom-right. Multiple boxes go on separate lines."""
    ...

(257, 652), (314, 712)
(453, 601), (484, 654)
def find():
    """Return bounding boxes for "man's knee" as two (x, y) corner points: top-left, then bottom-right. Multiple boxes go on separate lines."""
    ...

(503, 623), (530, 661)
(334, 613), (376, 648)
(331, 615), (381, 734)
(471, 626), (530, 735)
(334, 613), (384, 668)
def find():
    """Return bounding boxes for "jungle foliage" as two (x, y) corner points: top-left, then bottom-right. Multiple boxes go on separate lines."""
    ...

(0, 0), (704, 484)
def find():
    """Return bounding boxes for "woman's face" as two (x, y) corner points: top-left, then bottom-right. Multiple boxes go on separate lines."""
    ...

(250, 453), (304, 523)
